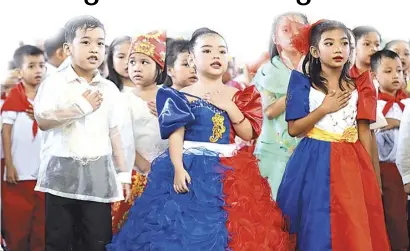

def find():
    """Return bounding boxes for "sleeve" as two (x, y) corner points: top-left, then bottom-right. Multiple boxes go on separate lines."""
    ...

(108, 90), (134, 184)
(397, 101), (410, 184)
(33, 75), (94, 130)
(356, 72), (377, 122)
(285, 70), (310, 122)
(370, 101), (388, 130)
(156, 87), (195, 139)
(232, 85), (263, 137)
(1, 111), (17, 125)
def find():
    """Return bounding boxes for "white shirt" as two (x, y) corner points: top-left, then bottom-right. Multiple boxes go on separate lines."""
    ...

(33, 65), (132, 203)
(396, 99), (410, 185)
(1, 99), (42, 181)
(370, 80), (388, 130)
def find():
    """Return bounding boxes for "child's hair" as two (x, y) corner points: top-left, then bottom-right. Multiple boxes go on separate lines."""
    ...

(64, 15), (105, 43)
(163, 38), (190, 87)
(370, 49), (401, 72)
(44, 28), (65, 59)
(13, 45), (45, 68)
(302, 20), (353, 94)
(384, 39), (409, 50)
(352, 26), (381, 44)
(189, 27), (226, 53)
(106, 36), (132, 90)
(268, 12), (308, 59)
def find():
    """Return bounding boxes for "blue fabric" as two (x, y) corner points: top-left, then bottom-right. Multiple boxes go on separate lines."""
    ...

(277, 138), (332, 250)
(107, 87), (232, 251)
(285, 70), (311, 122)
(156, 87), (195, 140)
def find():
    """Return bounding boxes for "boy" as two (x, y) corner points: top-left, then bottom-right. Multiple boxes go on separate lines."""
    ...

(371, 49), (409, 251)
(33, 15), (132, 251)
(1, 45), (46, 251)
(44, 28), (68, 76)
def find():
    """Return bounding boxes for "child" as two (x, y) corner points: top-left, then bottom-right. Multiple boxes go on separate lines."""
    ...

(1, 45), (46, 251)
(277, 20), (390, 250)
(385, 40), (410, 93)
(33, 15), (132, 251)
(351, 25), (386, 190)
(164, 38), (197, 90)
(253, 12), (308, 199)
(106, 36), (135, 92)
(44, 28), (68, 76)
(372, 49), (409, 251)
(107, 28), (294, 251)
(111, 31), (169, 234)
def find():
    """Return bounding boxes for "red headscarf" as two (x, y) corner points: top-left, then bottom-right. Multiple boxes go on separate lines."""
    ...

(129, 30), (167, 70)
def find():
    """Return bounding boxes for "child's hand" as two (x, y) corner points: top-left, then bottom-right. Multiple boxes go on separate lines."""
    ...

(123, 183), (131, 203)
(6, 164), (18, 184)
(320, 90), (351, 114)
(82, 90), (103, 111)
(381, 118), (400, 131)
(173, 168), (191, 194)
(26, 105), (34, 120)
(147, 101), (158, 117)
(204, 91), (234, 112)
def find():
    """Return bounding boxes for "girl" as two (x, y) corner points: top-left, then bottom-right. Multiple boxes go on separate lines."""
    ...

(253, 12), (308, 199)
(351, 26), (386, 189)
(110, 31), (169, 234)
(164, 38), (197, 90)
(106, 36), (135, 92)
(385, 40), (410, 93)
(107, 28), (294, 251)
(276, 20), (390, 250)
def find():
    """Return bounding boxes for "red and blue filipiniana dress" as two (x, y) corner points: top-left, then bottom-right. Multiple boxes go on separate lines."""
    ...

(277, 70), (390, 250)
(107, 86), (295, 250)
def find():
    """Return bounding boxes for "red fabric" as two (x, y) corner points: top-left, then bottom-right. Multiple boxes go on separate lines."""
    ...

(1, 82), (38, 137)
(2, 180), (45, 251)
(349, 66), (377, 123)
(111, 170), (147, 234)
(221, 145), (296, 251)
(329, 142), (390, 251)
(291, 20), (325, 55)
(378, 90), (408, 116)
(1, 92), (6, 100)
(380, 162), (409, 250)
(230, 86), (263, 143)
(129, 30), (166, 70)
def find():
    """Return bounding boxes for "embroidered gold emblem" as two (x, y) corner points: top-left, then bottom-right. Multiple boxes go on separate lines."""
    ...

(342, 126), (358, 143)
(209, 113), (226, 143)
(133, 41), (156, 57)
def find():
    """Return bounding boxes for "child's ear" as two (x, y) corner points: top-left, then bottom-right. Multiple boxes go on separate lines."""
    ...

(63, 43), (72, 56)
(310, 46), (319, 58)
(371, 71), (376, 80)
(167, 67), (174, 78)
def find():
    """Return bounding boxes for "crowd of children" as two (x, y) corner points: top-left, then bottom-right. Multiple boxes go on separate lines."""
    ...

(1, 12), (410, 251)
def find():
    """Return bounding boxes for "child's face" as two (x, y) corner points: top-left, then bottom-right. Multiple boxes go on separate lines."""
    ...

(348, 32), (356, 68)
(19, 55), (46, 86)
(374, 57), (403, 94)
(192, 34), (228, 78)
(66, 27), (106, 73)
(275, 15), (306, 53)
(355, 32), (381, 66)
(314, 28), (350, 69)
(168, 52), (197, 88)
(113, 41), (131, 78)
(387, 41), (410, 72)
(128, 53), (157, 86)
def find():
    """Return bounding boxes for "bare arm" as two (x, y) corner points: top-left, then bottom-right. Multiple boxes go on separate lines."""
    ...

(2, 124), (13, 168)
(169, 127), (185, 171)
(264, 96), (286, 120)
(225, 102), (254, 141)
(288, 106), (328, 137)
(134, 151), (151, 174)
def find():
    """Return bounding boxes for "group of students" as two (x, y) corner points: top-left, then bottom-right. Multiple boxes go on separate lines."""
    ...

(1, 12), (410, 251)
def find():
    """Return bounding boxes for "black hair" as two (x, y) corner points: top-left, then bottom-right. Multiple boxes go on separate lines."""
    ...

(154, 63), (168, 85)
(13, 45), (45, 68)
(384, 39), (409, 50)
(189, 27), (226, 53)
(163, 38), (190, 87)
(268, 12), (308, 59)
(302, 20), (354, 94)
(352, 26), (381, 45)
(44, 28), (65, 59)
(64, 15), (105, 43)
(106, 36), (132, 90)
(370, 49), (401, 72)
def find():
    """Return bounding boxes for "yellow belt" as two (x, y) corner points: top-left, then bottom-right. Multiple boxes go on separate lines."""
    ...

(306, 126), (358, 143)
